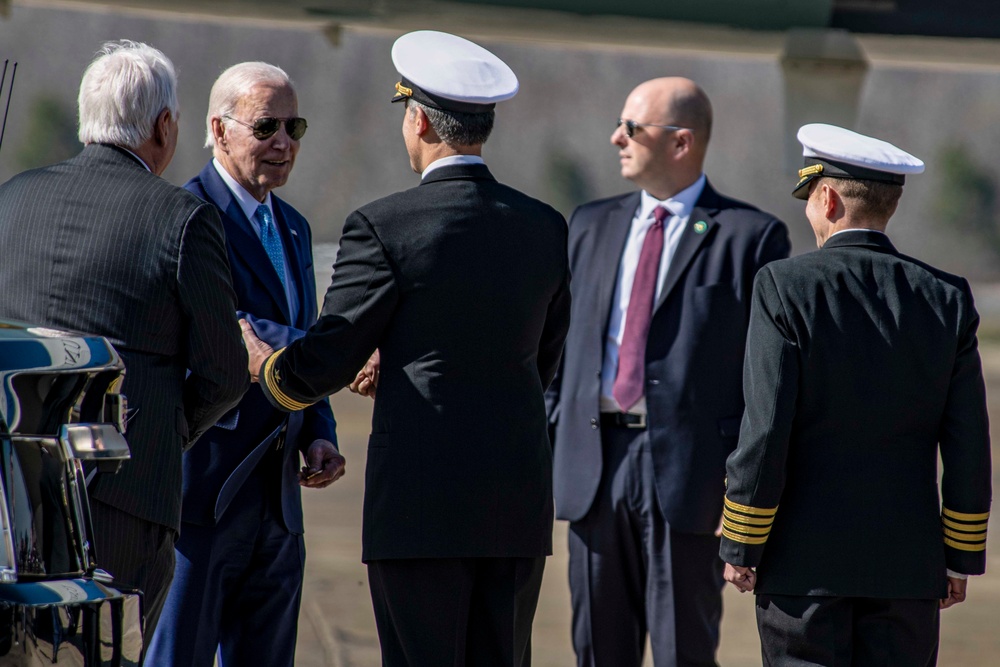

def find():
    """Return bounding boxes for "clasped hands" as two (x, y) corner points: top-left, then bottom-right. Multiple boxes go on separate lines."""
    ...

(239, 319), (379, 401)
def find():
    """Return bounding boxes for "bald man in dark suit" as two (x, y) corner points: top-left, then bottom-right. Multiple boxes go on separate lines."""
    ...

(547, 77), (790, 666)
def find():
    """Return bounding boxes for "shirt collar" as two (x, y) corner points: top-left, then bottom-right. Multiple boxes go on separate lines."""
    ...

(830, 228), (887, 239)
(120, 147), (151, 172)
(638, 173), (707, 222)
(213, 157), (273, 223)
(421, 154), (485, 179)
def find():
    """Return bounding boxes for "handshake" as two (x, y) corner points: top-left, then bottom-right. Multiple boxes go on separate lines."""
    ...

(239, 318), (379, 400)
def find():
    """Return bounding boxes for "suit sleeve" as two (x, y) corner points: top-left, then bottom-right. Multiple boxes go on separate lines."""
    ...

(240, 313), (338, 448)
(177, 203), (250, 446)
(261, 210), (397, 411)
(544, 207), (584, 431)
(938, 281), (992, 575)
(538, 219), (571, 391)
(720, 266), (799, 567)
(753, 217), (791, 273)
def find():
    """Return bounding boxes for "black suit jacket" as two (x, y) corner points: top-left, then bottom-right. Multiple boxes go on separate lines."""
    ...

(548, 181), (790, 533)
(261, 163), (571, 560)
(721, 231), (991, 598)
(0, 144), (248, 531)
(180, 162), (337, 534)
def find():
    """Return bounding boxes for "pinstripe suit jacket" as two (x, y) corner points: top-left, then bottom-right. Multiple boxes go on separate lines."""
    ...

(0, 143), (249, 531)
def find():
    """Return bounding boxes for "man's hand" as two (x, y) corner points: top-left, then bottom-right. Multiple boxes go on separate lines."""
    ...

(941, 576), (968, 609)
(239, 319), (274, 383)
(349, 349), (380, 399)
(299, 439), (346, 489)
(724, 563), (757, 593)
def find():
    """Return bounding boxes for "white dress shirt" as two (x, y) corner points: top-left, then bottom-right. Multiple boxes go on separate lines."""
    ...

(421, 154), (485, 179)
(212, 158), (298, 320)
(600, 174), (707, 414)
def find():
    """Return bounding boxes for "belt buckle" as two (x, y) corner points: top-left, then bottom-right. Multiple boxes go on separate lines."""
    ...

(624, 413), (646, 429)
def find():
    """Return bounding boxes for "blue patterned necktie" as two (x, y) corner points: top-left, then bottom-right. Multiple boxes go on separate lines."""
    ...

(256, 204), (287, 291)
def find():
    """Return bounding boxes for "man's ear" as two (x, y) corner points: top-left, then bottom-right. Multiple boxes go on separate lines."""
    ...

(821, 183), (840, 220)
(411, 105), (430, 137)
(673, 128), (695, 158)
(153, 108), (172, 146)
(211, 116), (228, 151)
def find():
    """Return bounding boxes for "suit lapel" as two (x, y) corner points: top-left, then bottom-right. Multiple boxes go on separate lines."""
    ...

(654, 182), (720, 313)
(596, 193), (640, 343)
(200, 164), (292, 323)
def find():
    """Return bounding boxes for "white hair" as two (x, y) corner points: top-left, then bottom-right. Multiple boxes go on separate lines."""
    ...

(77, 40), (178, 149)
(205, 62), (293, 148)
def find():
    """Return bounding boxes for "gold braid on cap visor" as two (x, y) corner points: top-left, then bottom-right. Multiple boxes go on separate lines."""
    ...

(795, 163), (824, 189)
(395, 81), (413, 98)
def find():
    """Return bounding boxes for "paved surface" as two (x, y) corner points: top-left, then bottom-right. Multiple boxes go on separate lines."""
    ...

(291, 248), (1000, 665)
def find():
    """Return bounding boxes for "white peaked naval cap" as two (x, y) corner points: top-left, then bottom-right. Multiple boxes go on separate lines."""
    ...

(390, 30), (519, 114)
(792, 123), (925, 200)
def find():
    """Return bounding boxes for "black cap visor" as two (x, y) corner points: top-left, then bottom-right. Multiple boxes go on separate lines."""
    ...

(792, 157), (906, 200)
(391, 77), (496, 114)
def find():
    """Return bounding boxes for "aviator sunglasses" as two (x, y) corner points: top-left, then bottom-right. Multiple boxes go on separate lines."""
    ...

(224, 115), (308, 141)
(617, 118), (689, 138)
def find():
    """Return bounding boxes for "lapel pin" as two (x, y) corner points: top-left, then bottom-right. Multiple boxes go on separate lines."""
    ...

(693, 220), (708, 234)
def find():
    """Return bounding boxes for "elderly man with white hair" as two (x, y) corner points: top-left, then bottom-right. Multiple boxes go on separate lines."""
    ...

(145, 61), (345, 667)
(0, 40), (248, 651)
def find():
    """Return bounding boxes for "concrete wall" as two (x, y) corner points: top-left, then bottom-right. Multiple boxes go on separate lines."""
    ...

(3, 4), (1000, 279)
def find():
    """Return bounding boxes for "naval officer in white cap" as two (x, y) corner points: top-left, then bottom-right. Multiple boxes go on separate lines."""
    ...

(720, 123), (991, 665)
(241, 30), (571, 665)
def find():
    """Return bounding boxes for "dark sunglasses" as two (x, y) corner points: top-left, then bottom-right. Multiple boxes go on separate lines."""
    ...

(617, 118), (688, 139)
(224, 115), (308, 141)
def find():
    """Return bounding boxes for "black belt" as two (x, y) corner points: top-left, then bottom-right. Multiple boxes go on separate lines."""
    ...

(600, 412), (647, 429)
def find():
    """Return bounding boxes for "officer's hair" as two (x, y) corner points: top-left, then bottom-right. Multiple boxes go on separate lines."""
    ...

(819, 177), (903, 222)
(409, 100), (494, 148)
(77, 40), (178, 149)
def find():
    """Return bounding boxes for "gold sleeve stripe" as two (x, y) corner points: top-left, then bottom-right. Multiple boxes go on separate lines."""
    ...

(722, 527), (769, 545)
(722, 518), (771, 536)
(942, 508), (990, 522)
(941, 517), (989, 533)
(264, 350), (312, 412)
(724, 497), (778, 517)
(722, 510), (774, 526)
(944, 537), (987, 552)
(943, 527), (987, 542)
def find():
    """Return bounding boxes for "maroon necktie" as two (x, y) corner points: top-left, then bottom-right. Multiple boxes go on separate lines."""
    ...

(613, 205), (668, 412)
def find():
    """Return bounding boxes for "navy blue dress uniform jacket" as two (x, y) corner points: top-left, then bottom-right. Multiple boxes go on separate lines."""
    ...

(260, 163), (572, 561)
(720, 231), (992, 598)
(547, 181), (790, 533)
(180, 162), (337, 533)
(0, 144), (248, 531)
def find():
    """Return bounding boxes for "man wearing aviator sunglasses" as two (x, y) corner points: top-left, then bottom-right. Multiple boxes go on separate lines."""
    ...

(147, 62), (343, 667)
(548, 77), (790, 667)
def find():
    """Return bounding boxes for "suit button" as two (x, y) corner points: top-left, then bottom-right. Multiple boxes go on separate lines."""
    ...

(590, 417), (598, 429)
(647, 378), (660, 386)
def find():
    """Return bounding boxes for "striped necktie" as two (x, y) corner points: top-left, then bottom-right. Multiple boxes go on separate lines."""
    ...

(613, 205), (669, 411)
(256, 204), (287, 291)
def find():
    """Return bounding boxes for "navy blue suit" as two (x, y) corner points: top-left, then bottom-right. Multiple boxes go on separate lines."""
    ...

(147, 161), (337, 667)
(548, 182), (789, 666)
